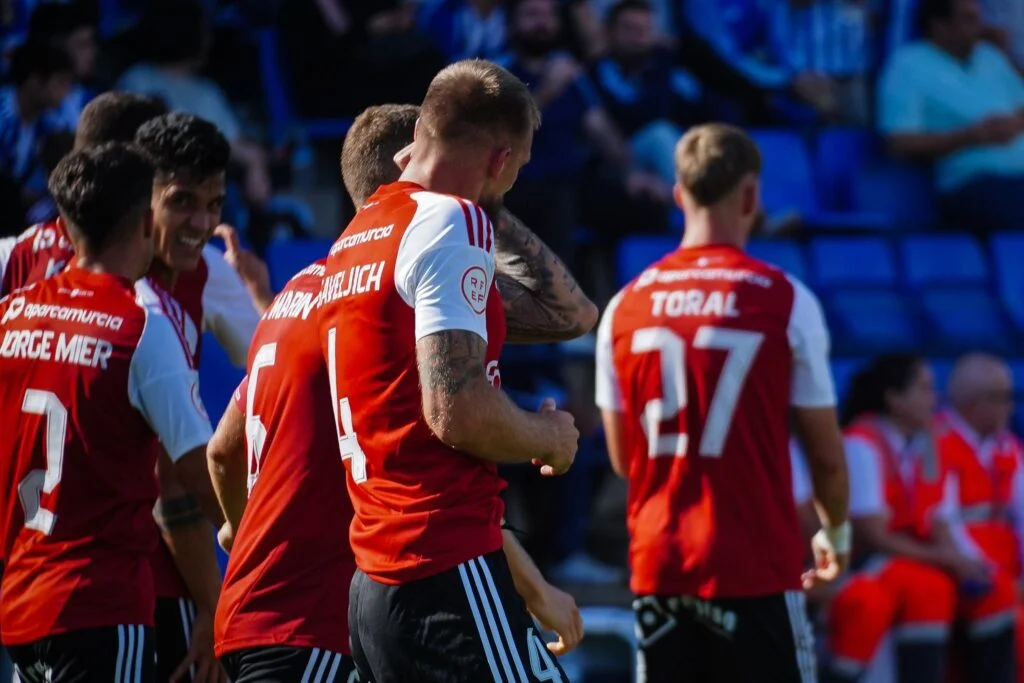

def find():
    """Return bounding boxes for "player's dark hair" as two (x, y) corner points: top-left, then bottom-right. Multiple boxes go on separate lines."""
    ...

(134, 113), (230, 183)
(28, 2), (94, 42)
(75, 92), (169, 151)
(342, 104), (420, 207)
(917, 0), (956, 33)
(606, 0), (652, 27)
(841, 354), (928, 427)
(8, 40), (73, 87)
(48, 143), (155, 254)
(139, 0), (208, 65)
(419, 59), (540, 147)
(675, 123), (762, 207)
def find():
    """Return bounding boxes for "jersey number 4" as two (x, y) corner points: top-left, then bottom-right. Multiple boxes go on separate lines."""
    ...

(632, 325), (763, 458)
(19, 389), (67, 535)
(326, 328), (367, 483)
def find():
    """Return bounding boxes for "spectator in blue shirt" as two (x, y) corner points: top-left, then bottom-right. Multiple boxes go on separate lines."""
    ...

(591, 0), (709, 187)
(683, 0), (841, 123)
(0, 41), (74, 228)
(417, 0), (508, 62)
(878, 0), (1024, 230)
(500, 0), (670, 265)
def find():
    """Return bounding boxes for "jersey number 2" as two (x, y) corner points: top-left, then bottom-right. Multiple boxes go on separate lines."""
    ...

(326, 327), (367, 483)
(19, 389), (67, 535)
(631, 326), (763, 458)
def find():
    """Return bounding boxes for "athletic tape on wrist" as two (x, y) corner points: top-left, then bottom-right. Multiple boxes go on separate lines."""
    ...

(817, 521), (851, 555)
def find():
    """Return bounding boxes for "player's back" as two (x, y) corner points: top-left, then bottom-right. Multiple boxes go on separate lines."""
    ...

(0, 221), (75, 296)
(599, 244), (811, 598)
(216, 260), (355, 656)
(319, 181), (506, 584)
(0, 268), (167, 644)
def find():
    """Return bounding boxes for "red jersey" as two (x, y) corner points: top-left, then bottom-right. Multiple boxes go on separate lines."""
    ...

(0, 268), (212, 644)
(596, 244), (836, 598)
(318, 182), (507, 584)
(0, 221), (74, 296)
(215, 260), (357, 656)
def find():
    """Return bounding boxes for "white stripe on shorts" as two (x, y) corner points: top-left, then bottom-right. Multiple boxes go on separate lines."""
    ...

(458, 560), (506, 682)
(785, 590), (818, 683)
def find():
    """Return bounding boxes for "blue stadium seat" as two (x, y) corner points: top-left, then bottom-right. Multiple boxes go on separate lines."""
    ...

(826, 290), (924, 353)
(855, 165), (936, 228)
(809, 236), (897, 289)
(815, 128), (878, 211)
(831, 358), (863, 400)
(900, 234), (989, 288)
(930, 358), (954, 398)
(990, 232), (1024, 327)
(746, 239), (807, 280)
(616, 235), (678, 286)
(748, 129), (818, 217)
(920, 288), (1013, 353)
(198, 332), (245, 427)
(266, 238), (334, 291)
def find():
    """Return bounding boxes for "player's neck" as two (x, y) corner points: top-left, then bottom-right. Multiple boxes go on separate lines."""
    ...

(147, 259), (179, 291)
(75, 249), (142, 283)
(400, 148), (486, 204)
(679, 219), (746, 251)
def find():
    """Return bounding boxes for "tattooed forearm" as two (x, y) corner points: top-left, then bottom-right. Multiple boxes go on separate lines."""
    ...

(493, 209), (598, 343)
(417, 329), (489, 443)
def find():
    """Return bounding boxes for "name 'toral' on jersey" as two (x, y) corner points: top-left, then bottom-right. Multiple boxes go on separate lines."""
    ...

(318, 181), (507, 584)
(0, 268), (212, 645)
(596, 244), (835, 598)
(216, 259), (357, 657)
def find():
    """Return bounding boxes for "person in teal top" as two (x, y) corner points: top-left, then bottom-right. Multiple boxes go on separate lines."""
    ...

(878, 0), (1024, 230)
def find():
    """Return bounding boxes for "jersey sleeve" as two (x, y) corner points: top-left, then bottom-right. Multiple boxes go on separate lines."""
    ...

(844, 436), (886, 518)
(790, 441), (813, 505)
(0, 235), (16, 294)
(786, 275), (836, 408)
(202, 245), (260, 368)
(595, 290), (625, 411)
(395, 193), (495, 342)
(129, 309), (214, 462)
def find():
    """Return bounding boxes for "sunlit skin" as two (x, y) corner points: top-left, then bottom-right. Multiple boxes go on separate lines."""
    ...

(147, 173), (226, 289)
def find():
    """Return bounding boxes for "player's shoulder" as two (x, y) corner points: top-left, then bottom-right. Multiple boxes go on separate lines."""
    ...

(135, 277), (189, 331)
(261, 260), (323, 325)
(133, 278), (194, 361)
(404, 189), (492, 252)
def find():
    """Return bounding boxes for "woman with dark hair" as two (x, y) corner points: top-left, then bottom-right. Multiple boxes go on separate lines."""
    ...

(823, 354), (977, 683)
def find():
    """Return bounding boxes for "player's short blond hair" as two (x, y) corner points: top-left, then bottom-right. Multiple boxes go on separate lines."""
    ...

(675, 124), (762, 207)
(419, 59), (541, 146)
(341, 104), (420, 206)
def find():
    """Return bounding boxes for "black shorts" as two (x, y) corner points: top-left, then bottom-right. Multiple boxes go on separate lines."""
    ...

(154, 597), (196, 682)
(349, 550), (568, 683)
(634, 591), (817, 683)
(9, 625), (155, 683)
(222, 645), (360, 683)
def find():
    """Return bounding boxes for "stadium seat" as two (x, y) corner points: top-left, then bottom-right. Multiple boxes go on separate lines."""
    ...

(809, 236), (897, 289)
(746, 239), (807, 281)
(265, 238), (333, 291)
(931, 358), (954, 397)
(616, 235), (678, 285)
(831, 358), (863, 400)
(920, 288), (1013, 353)
(198, 332), (246, 426)
(815, 128), (878, 211)
(900, 234), (989, 289)
(748, 129), (817, 217)
(826, 290), (925, 353)
(990, 232), (1024, 327)
(855, 165), (936, 228)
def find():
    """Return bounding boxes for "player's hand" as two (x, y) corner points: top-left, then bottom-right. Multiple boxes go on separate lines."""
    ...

(527, 582), (584, 655)
(532, 398), (578, 476)
(170, 609), (227, 683)
(214, 224), (274, 312)
(217, 522), (235, 553)
(801, 530), (848, 590)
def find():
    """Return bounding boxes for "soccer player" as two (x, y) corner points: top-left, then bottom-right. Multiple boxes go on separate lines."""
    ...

(319, 60), (580, 683)
(0, 91), (167, 296)
(0, 143), (216, 683)
(209, 102), (591, 682)
(595, 124), (850, 683)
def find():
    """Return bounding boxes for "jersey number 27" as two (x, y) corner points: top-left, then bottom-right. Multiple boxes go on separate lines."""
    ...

(632, 325), (763, 459)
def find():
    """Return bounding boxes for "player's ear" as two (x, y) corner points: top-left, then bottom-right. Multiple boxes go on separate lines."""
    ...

(487, 146), (512, 181)
(739, 176), (759, 218)
(672, 183), (685, 211)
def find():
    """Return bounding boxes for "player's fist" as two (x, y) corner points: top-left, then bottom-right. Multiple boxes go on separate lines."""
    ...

(802, 529), (848, 590)
(527, 582), (584, 655)
(534, 399), (578, 476)
(217, 522), (235, 553)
